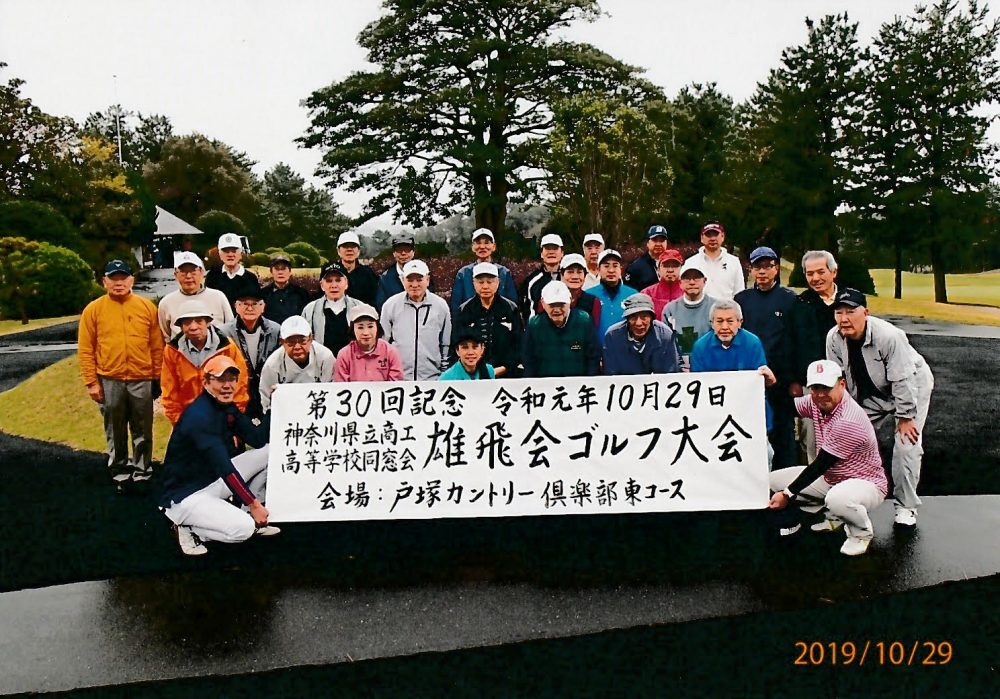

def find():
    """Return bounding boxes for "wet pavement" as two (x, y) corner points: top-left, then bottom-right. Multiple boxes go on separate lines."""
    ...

(0, 321), (78, 393)
(882, 314), (1000, 339)
(1, 495), (997, 694)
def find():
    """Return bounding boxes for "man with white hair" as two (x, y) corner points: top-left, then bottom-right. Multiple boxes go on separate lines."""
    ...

(159, 355), (277, 557)
(206, 232), (260, 311)
(258, 315), (335, 413)
(449, 227), (518, 317)
(768, 359), (887, 556)
(157, 251), (234, 341)
(521, 281), (600, 378)
(381, 259), (452, 380)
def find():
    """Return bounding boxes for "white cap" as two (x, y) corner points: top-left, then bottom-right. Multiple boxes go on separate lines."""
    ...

(472, 262), (499, 277)
(540, 233), (564, 248)
(173, 251), (205, 270)
(540, 280), (572, 305)
(217, 233), (243, 251)
(583, 233), (604, 246)
(560, 253), (587, 271)
(402, 259), (430, 277)
(806, 359), (843, 388)
(280, 315), (312, 340)
(173, 300), (214, 326)
(679, 256), (708, 278)
(598, 249), (623, 264)
(347, 303), (379, 324)
(471, 227), (495, 242)
(337, 231), (361, 247)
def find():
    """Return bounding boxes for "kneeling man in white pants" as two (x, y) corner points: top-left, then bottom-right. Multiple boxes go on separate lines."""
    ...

(159, 354), (278, 556)
(768, 359), (887, 556)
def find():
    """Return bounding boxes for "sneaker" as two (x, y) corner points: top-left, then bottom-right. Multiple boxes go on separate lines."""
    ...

(779, 523), (801, 537)
(254, 525), (281, 537)
(811, 518), (844, 533)
(840, 536), (871, 556)
(894, 508), (917, 527)
(173, 524), (208, 556)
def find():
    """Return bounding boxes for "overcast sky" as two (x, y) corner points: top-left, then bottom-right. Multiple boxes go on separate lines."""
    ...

(2, 0), (994, 226)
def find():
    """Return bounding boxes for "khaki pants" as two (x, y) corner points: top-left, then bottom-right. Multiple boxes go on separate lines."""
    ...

(99, 377), (153, 483)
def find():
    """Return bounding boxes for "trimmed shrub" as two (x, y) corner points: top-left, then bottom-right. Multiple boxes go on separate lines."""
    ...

(285, 242), (322, 267)
(195, 210), (246, 239)
(0, 201), (82, 251)
(0, 237), (101, 320)
(248, 252), (271, 267)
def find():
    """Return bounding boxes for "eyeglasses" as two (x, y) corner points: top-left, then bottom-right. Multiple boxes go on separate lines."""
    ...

(284, 336), (311, 347)
(236, 299), (263, 306)
(208, 375), (239, 384)
(751, 263), (777, 270)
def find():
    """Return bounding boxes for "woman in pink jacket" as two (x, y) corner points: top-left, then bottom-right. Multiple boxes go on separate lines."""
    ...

(334, 304), (405, 382)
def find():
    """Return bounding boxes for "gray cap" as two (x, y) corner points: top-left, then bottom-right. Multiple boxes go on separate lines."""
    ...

(622, 293), (656, 318)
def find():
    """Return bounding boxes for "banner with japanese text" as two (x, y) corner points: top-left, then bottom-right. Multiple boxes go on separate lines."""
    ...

(266, 371), (770, 522)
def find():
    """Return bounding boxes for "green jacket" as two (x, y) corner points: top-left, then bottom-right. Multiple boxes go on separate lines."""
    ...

(521, 309), (600, 377)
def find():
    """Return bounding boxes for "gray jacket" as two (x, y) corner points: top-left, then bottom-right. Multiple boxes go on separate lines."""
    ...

(826, 315), (930, 420)
(302, 296), (364, 344)
(380, 291), (451, 380)
(220, 317), (281, 374)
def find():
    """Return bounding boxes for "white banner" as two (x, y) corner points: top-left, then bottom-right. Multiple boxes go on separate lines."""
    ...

(265, 371), (770, 522)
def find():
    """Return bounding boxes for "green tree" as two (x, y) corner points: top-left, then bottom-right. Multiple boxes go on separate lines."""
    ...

(195, 210), (247, 240)
(662, 83), (735, 242)
(82, 106), (174, 170)
(544, 94), (672, 248)
(0, 237), (100, 321)
(143, 134), (260, 225)
(0, 63), (80, 202)
(256, 163), (350, 252)
(864, 0), (1000, 302)
(299, 0), (651, 237)
(724, 15), (865, 259)
(0, 200), (81, 250)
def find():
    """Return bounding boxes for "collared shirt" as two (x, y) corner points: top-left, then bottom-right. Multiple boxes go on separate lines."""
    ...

(795, 393), (887, 495)
(179, 326), (221, 367)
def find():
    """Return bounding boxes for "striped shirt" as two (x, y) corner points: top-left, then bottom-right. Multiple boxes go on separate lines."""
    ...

(795, 392), (888, 496)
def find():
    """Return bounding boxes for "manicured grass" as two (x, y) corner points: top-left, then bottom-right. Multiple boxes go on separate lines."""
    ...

(0, 315), (79, 337)
(0, 354), (173, 460)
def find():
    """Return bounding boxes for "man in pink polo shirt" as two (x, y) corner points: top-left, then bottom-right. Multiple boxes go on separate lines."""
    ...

(767, 359), (887, 556)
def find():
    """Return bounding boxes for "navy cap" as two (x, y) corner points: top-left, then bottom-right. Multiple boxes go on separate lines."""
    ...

(647, 224), (668, 240)
(832, 288), (867, 310)
(749, 246), (779, 264)
(104, 259), (133, 276)
(392, 233), (415, 247)
(320, 261), (348, 278)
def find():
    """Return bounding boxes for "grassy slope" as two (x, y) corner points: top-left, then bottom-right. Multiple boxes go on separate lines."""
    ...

(0, 315), (80, 337)
(0, 354), (173, 460)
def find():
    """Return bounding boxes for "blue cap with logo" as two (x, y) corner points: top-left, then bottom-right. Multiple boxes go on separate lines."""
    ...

(646, 224), (669, 240)
(104, 259), (133, 276)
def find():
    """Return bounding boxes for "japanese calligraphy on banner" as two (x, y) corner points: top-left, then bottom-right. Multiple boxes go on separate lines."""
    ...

(266, 371), (770, 522)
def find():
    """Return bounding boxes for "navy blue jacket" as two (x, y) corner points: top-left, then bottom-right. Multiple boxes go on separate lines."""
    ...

(602, 320), (679, 375)
(159, 390), (270, 508)
(734, 282), (800, 384)
(623, 252), (659, 291)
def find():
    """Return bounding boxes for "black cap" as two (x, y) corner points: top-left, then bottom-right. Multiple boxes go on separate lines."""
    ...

(269, 253), (292, 266)
(104, 259), (133, 276)
(235, 285), (264, 302)
(453, 326), (483, 346)
(320, 261), (348, 278)
(832, 288), (867, 310)
(392, 233), (415, 247)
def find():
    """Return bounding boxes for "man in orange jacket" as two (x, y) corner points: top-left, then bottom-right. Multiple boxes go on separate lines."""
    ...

(161, 300), (250, 425)
(78, 260), (164, 493)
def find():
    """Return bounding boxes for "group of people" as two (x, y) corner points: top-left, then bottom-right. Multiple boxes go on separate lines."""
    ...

(77, 222), (934, 557)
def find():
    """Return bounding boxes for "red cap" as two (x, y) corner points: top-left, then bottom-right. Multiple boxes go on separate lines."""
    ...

(658, 249), (684, 265)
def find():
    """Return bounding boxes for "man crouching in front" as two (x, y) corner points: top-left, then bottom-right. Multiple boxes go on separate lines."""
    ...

(159, 355), (278, 556)
(767, 359), (887, 557)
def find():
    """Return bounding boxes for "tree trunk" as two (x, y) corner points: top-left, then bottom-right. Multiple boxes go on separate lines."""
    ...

(930, 240), (948, 303)
(894, 241), (903, 300)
